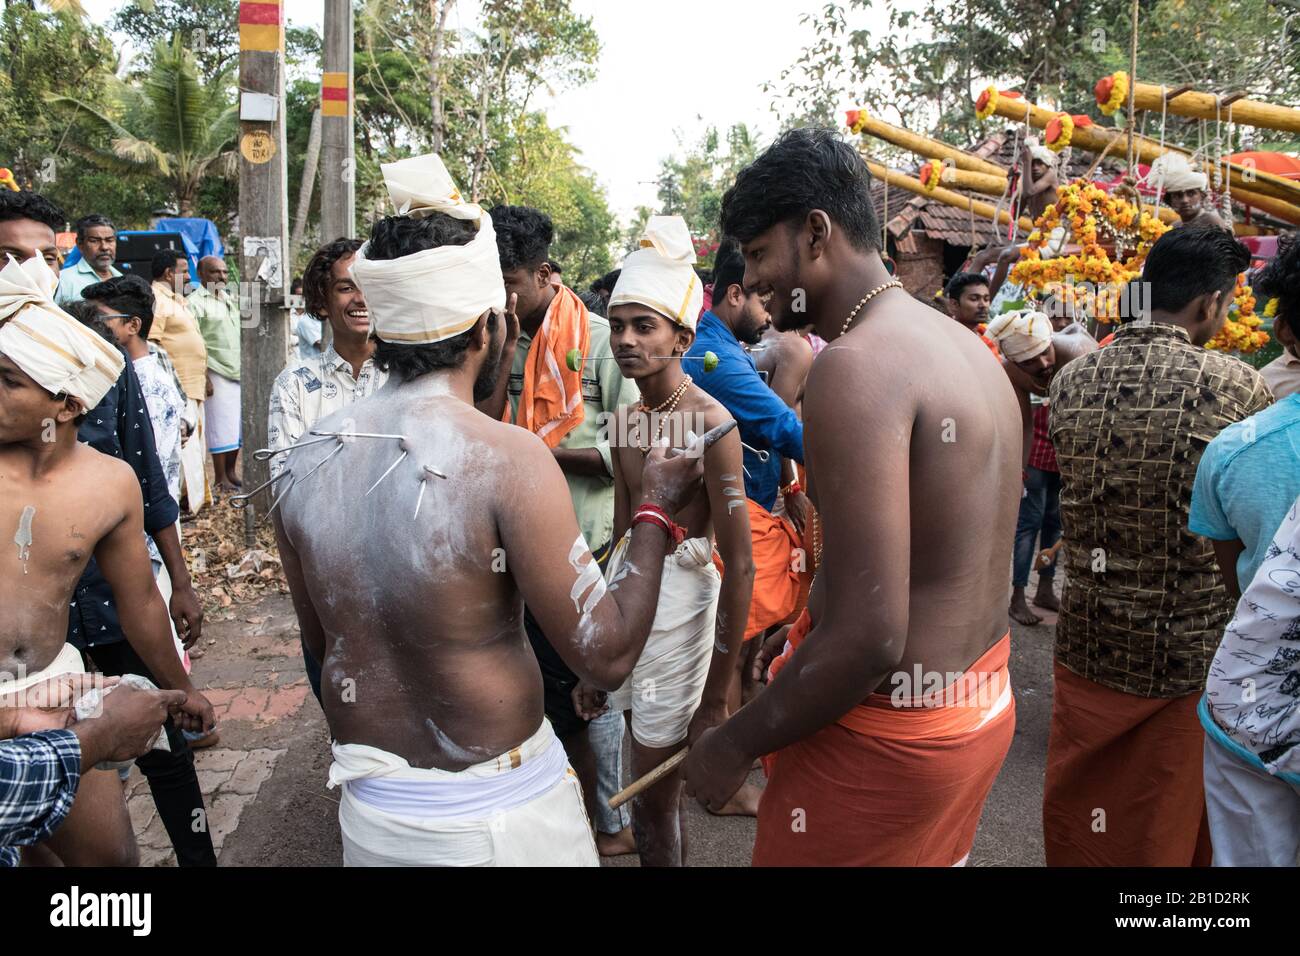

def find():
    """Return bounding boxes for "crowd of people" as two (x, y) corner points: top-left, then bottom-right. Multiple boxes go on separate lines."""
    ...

(1, 126), (1297, 868)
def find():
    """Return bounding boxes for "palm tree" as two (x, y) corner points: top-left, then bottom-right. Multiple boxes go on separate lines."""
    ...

(48, 35), (237, 215)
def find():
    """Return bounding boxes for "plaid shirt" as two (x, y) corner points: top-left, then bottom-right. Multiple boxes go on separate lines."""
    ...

(0, 730), (82, 867)
(1049, 322), (1272, 698)
(1027, 400), (1058, 472)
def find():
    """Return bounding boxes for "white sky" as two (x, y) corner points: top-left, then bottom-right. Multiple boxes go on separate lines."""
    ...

(80, 0), (888, 223)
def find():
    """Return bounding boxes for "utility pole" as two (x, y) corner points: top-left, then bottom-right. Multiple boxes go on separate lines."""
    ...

(320, 0), (355, 243)
(237, 0), (290, 530)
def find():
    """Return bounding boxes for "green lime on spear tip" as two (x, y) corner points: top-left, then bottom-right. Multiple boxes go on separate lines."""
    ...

(563, 348), (718, 372)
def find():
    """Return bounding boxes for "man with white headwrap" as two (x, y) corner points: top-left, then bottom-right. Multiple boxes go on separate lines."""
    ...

(1150, 152), (1230, 232)
(579, 214), (752, 866)
(1021, 140), (1061, 223)
(0, 253), (215, 865)
(986, 309), (1097, 627)
(269, 155), (706, 867)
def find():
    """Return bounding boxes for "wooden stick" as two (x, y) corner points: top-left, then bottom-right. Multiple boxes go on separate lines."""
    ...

(608, 748), (688, 810)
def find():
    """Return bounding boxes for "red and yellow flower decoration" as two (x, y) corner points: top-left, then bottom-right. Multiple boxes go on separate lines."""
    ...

(1009, 180), (1168, 323)
(918, 159), (944, 192)
(975, 86), (1021, 121)
(1044, 113), (1094, 152)
(1094, 71), (1130, 116)
(1206, 274), (1269, 354)
(845, 110), (867, 134)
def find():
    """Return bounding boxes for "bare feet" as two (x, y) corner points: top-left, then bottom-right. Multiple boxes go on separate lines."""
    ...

(1032, 580), (1060, 612)
(596, 827), (637, 857)
(214, 481), (239, 494)
(1008, 588), (1042, 626)
(707, 781), (762, 817)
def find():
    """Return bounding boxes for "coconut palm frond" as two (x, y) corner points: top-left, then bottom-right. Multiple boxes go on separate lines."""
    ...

(141, 37), (208, 160)
(45, 94), (138, 144)
(111, 136), (171, 176)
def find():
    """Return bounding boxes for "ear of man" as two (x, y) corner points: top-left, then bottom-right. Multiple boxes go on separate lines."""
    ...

(806, 210), (832, 262)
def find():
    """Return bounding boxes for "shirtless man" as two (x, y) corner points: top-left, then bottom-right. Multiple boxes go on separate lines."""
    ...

(271, 154), (705, 867)
(1150, 152), (1231, 232)
(986, 308), (1098, 626)
(594, 216), (752, 864)
(1019, 143), (1061, 224)
(685, 128), (1022, 866)
(0, 254), (213, 866)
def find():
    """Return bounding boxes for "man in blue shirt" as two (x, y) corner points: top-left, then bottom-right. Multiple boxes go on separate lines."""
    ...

(687, 247), (809, 720)
(54, 214), (122, 306)
(687, 247), (803, 511)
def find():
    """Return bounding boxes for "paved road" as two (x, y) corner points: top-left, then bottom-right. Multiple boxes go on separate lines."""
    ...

(137, 584), (1061, 866)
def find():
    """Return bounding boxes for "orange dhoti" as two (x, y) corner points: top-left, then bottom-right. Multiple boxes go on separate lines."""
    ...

(743, 499), (813, 640)
(753, 611), (1016, 866)
(1043, 662), (1212, 866)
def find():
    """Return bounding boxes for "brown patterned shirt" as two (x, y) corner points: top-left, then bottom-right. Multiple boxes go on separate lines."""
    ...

(1048, 322), (1272, 698)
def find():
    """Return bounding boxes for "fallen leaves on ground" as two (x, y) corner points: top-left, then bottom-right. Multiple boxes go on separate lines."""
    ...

(185, 499), (287, 621)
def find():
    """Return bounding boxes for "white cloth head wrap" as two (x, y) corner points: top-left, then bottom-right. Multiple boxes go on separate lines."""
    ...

(0, 254), (123, 409)
(1149, 152), (1208, 193)
(1028, 144), (1057, 167)
(349, 153), (506, 345)
(609, 216), (703, 330)
(985, 308), (1053, 362)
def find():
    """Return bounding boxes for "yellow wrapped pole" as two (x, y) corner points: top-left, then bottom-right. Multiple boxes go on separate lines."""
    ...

(1095, 73), (1300, 136)
(916, 160), (1008, 197)
(979, 88), (1300, 207)
(848, 111), (1008, 177)
(863, 158), (1035, 233)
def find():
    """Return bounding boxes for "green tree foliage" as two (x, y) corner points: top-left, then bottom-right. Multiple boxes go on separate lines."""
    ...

(49, 35), (238, 216)
(627, 124), (759, 261)
(769, 0), (1300, 153)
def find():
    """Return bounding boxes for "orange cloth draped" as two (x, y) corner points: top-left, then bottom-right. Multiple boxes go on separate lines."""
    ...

(504, 285), (589, 448)
(742, 499), (813, 640)
(754, 611), (1016, 866)
(1043, 662), (1212, 867)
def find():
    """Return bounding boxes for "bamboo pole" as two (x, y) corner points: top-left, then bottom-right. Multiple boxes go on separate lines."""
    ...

(987, 94), (1300, 207)
(1098, 77), (1300, 135)
(922, 164), (1009, 197)
(863, 158), (1035, 233)
(851, 112), (1008, 177)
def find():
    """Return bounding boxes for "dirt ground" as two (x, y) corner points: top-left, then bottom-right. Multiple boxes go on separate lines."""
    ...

(130, 549), (1060, 866)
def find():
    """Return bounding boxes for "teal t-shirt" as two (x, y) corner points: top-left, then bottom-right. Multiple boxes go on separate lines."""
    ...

(1190, 393), (1300, 590)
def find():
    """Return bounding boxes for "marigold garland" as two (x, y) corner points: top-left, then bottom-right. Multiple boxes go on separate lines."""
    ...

(1206, 274), (1268, 354)
(1094, 71), (1129, 116)
(1044, 113), (1093, 152)
(975, 86), (1021, 121)
(918, 159), (944, 192)
(1009, 180), (1167, 323)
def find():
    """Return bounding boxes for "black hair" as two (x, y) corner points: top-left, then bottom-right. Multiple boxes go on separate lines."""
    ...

(63, 299), (117, 345)
(590, 268), (621, 294)
(82, 274), (156, 339)
(488, 204), (554, 272)
(74, 214), (115, 242)
(945, 271), (990, 301)
(0, 190), (66, 232)
(1254, 232), (1300, 338)
(1144, 225), (1251, 316)
(291, 276), (304, 295)
(547, 259), (562, 274)
(720, 127), (880, 253)
(302, 237), (364, 318)
(60, 300), (118, 421)
(150, 248), (186, 280)
(712, 246), (747, 302)
(366, 211), (493, 381)
(578, 289), (605, 317)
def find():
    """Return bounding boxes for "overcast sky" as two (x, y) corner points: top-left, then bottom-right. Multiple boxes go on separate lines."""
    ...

(81, 0), (868, 223)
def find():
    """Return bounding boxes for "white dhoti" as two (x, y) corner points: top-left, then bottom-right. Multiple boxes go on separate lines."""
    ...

(205, 372), (241, 454)
(327, 720), (597, 867)
(179, 397), (209, 514)
(606, 533), (722, 749)
(0, 643), (86, 700)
